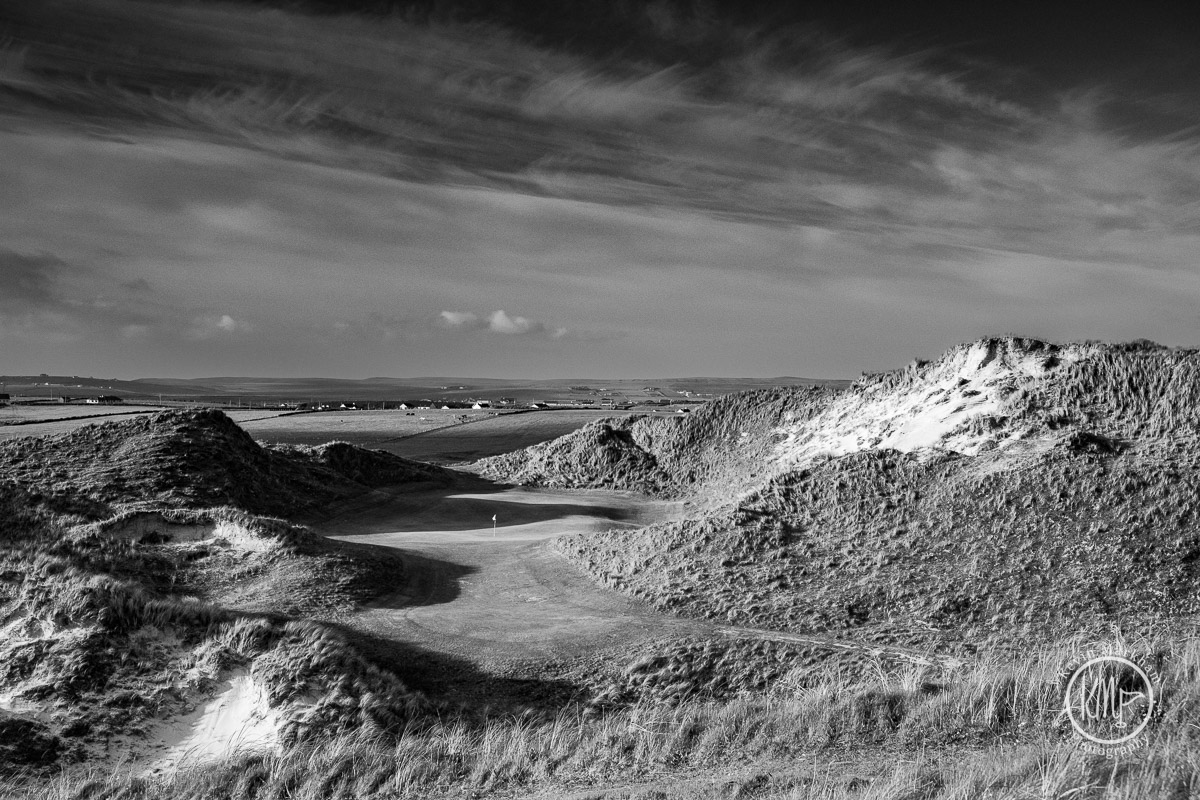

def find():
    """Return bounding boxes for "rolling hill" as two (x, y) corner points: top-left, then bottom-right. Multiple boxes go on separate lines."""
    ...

(0, 409), (451, 517)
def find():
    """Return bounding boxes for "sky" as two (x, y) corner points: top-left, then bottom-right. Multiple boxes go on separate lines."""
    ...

(2, 0), (1199, 378)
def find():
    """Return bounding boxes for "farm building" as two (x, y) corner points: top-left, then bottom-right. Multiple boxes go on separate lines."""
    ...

(86, 395), (124, 405)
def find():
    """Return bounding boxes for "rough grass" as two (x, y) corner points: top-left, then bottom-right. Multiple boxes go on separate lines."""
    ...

(0, 482), (426, 775)
(559, 432), (1200, 651)
(3, 632), (1199, 798)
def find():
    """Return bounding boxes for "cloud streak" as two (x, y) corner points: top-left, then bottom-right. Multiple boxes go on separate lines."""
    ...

(0, 251), (69, 310)
(439, 309), (568, 339)
(2, 3), (1200, 377)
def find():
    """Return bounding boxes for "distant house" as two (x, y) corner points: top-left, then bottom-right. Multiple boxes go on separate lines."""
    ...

(530, 402), (548, 409)
(86, 395), (123, 405)
(398, 403), (410, 410)
(471, 401), (491, 409)
(676, 407), (691, 414)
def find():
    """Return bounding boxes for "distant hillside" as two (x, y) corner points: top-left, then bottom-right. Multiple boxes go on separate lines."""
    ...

(481, 337), (1200, 648)
(0, 409), (451, 517)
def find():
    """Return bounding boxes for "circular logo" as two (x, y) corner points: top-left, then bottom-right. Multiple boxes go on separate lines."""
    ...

(1063, 653), (1157, 748)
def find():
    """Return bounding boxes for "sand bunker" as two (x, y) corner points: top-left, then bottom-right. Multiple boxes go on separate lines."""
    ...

(95, 512), (274, 552)
(148, 669), (280, 770)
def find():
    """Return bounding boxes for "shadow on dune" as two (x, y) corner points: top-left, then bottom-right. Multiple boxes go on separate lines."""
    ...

(324, 620), (589, 713)
(370, 549), (475, 608)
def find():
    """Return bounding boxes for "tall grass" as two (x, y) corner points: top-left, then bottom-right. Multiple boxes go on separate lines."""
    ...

(5, 633), (1199, 798)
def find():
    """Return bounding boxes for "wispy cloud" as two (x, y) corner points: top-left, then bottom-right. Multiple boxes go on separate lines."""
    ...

(186, 314), (250, 340)
(488, 310), (554, 336)
(4, 3), (1200, 377)
(438, 310), (482, 330)
(0, 250), (68, 309)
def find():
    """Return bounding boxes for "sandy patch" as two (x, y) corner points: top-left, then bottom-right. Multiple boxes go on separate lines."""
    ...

(773, 339), (1093, 467)
(94, 512), (274, 552)
(145, 669), (279, 771)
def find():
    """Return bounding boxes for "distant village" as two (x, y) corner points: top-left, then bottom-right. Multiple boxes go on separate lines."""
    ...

(1, 394), (705, 413)
(0, 380), (712, 414)
(0, 393), (125, 406)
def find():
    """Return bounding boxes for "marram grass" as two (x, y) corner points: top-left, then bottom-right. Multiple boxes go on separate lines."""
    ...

(5, 632), (1200, 799)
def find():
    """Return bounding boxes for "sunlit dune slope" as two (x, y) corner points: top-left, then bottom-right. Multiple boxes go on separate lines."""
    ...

(482, 337), (1200, 647)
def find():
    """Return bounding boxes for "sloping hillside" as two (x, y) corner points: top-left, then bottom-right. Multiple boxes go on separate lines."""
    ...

(0, 410), (451, 517)
(475, 384), (838, 505)
(489, 337), (1200, 648)
(0, 410), (458, 773)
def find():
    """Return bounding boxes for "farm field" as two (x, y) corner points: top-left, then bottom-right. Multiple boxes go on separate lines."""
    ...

(0, 405), (294, 442)
(242, 408), (632, 463)
(386, 409), (633, 463)
(0, 404), (165, 422)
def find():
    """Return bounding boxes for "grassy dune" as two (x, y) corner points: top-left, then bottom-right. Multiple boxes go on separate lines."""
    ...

(0, 482), (432, 776)
(487, 339), (1200, 650)
(0, 409), (451, 516)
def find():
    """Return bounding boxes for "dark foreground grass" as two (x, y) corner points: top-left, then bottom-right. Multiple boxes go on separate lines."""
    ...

(4, 631), (1200, 799)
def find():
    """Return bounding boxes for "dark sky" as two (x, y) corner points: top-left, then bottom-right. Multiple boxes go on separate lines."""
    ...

(2, 0), (1199, 378)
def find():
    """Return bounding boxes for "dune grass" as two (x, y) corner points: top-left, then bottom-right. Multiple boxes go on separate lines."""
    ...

(2, 631), (1197, 798)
